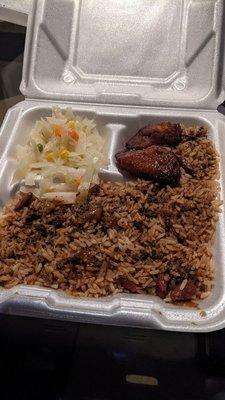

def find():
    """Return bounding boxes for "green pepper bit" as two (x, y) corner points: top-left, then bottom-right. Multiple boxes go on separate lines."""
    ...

(37, 143), (44, 152)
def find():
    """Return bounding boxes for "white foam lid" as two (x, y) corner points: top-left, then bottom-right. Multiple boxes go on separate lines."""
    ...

(21, 0), (225, 109)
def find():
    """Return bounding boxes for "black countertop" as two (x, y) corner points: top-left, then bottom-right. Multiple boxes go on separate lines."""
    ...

(1, 314), (225, 400)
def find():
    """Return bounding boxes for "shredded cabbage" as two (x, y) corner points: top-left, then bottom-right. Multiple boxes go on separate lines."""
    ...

(15, 107), (108, 203)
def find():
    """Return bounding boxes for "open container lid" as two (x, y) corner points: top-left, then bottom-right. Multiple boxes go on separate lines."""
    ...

(21, 0), (225, 110)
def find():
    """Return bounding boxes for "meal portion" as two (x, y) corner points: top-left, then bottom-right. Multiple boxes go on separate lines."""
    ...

(0, 113), (220, 303)
(15, 107), (108, 203)
(116, 145), (181, 186)
(116, 121), (207, 185)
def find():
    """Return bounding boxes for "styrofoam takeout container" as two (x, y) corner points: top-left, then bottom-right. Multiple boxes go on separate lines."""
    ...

(0, 0), (225, 332)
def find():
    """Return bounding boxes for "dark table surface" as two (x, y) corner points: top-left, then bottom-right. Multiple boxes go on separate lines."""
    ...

(1, 313), (225, 400)
(1, 21), (225, 400)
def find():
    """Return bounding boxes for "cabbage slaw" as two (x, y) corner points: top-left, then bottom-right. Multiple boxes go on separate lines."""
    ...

(15, 107), (108, 203)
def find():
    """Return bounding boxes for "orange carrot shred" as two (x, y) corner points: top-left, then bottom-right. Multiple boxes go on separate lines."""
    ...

(69, 130), (79, 140)
(53, 125), (63, 137)
(74, 176), (82, 185)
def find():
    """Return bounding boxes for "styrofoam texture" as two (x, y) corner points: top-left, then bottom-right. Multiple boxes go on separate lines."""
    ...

(21, 0), (225, 109)
(0, 0), (30, 26)
(0, 99), (225, 332)
(1, 0), (225, 331)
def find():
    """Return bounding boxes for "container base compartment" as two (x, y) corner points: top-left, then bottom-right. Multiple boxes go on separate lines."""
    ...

(0, 99), (225, 332)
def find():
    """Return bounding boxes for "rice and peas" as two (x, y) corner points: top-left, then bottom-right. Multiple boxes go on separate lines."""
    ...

(0, 108), (221, 302)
